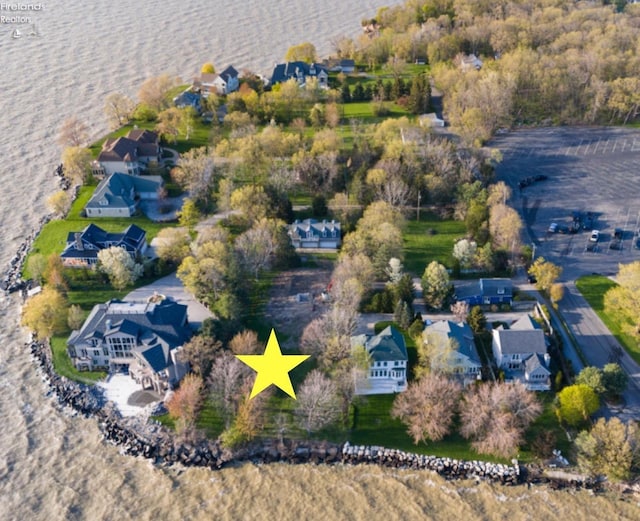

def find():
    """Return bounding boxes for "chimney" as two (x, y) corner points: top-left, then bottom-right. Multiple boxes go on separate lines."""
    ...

(74, 232), (84, 251)
(105, 319), (112, 331)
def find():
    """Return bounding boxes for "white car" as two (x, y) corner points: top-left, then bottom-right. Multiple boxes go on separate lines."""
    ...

(548, 223), (558, 233)
(590, 230), (600, 242)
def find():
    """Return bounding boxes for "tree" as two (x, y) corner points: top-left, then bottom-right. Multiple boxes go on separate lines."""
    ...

(229, 330), (261, 355)
(230, 185), (270, 224)
(104, 92), (135, 130)
(137, 73), (180, 111)
(57, 116), (88, 147)
(528, 257), (563, 294)
(43, 253), (68, 291)
(450, 301), (469, 323)
(97, 246), (144, 290)
(26, 253), (47, 284)
(181, 335), (222, 378)
(155, 107), (184, 143)
(602, 363), (629, 399)
(201, 62), (215, 74)
(234, 218), (279, 280)
(155, 227), (191, 265)
(421, 261), (453, 310)
(604, 261), (640, 342)
(46, 190), (72, 217)
(393, 300), (412, 330)
(177, 198), (201, 229)
(171, 146), (216, 203)
(21, 287), (69, 338)
(67, 304), (85, 331)
(166, 374), (204, 437)
(453, 239), (477, 269)
(61, 147), (92, 185)
(575, 366), (605, 394)
(295, 370), (340, 435)
(285, 42), (318, 63)
(467, 305), (487, 332)
(406, 74), (431, 114)
(489, 203), (522, 253)
(556, 384), (600, 427)
(575, 417), (640, 482)
(549, 283), (564, 305)
(460, 382), (542, 458)
(392, 373), (461, 444)
(208, 351), (252, 428)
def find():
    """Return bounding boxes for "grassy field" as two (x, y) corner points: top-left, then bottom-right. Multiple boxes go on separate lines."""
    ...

(50, 336), (106, 383)
(576, 275), (640, 364)
(403, 212), (466, 276)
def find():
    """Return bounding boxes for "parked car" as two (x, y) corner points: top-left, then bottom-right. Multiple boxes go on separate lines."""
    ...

(590, 230), (600, 242)
(614, 228), (623, 240)
(549, 222), (558, 233)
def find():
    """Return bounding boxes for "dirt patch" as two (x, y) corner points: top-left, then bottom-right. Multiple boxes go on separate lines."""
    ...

(265, 261), (333, 349)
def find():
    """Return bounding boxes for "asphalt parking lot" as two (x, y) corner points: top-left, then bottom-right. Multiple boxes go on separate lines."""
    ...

(491, 127), (640, 280)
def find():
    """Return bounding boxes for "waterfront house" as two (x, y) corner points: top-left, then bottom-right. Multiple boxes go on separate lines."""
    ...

(287, 219), (341, 249)
(84, 172), (163, 218)
(423, 320), (482, 384)
(270, 61), (329, 88)
(67, 297), (191, 393)
(92, 129), (161, 177)
(173, 90), (202, 112)
(60, 223), (147, 268)
(195, 65), (240, 96)
(352, 325), (408, 395)
(492, 315), (551, 391)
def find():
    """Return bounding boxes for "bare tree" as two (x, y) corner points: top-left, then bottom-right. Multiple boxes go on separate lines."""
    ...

(46, 190), (72, 217)
(208, 352), (252, 428)
(450, 301), (469, 323)
(166, 374), (204, 437)
(392, 373), (462, 444)
(295, 370), (340, 435)
(97, 246), (143, 290)
(459, 382), (542, 458)
(229, 330), (261, 355)
(61, 147), (92, 185)
(234, 219), (279, 280)
(138, 73), (181, 111)
(155, 227), (191, 265)
(171, 146), (216, 203)
(181, 335), (222, 378)
(104, 92), (135, 129)
(57, 116), (88, 147)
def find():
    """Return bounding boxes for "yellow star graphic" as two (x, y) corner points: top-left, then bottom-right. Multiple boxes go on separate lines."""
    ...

(236, 329), (310, 399)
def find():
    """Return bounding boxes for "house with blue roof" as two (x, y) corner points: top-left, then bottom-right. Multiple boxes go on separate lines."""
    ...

(67, 297), (191, 393)
(84, 172), (163, 218)
(423, 320), (482, 384)
(270, 61), (328, 88)
(455, 278), (513, 307)
(60, 223), (147, 268)
(351, 325), (408, 395)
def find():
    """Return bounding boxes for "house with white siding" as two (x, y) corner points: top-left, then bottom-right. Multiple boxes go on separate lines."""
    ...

(84, 173), (163, 218)
(287, 219), (341, 249)
(93, 129), (161, 177)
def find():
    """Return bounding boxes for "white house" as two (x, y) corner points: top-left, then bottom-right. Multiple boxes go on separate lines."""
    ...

(270, 61), (329, 89)
(93, 129), (161, 177)
(351, 325), (408, 395)
(492, 315), (551, 391)
(196, 65), (240, 96)
(423, 320), (482, 384)
(288, 219), (341, 249)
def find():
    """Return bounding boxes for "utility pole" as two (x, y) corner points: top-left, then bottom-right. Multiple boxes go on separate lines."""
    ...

(417, 192), (421, 221)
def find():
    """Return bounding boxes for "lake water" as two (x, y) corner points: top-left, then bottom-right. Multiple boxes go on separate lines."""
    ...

(0, 1), (639, 519)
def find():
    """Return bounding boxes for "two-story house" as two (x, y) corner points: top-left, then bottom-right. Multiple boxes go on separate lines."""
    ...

(67, 297), (191, 393)
(287, 219), (341, 249)
(92, 129), (161, 177)
(351, 325), (408, 395)
(60, 223), (147, 268)
(270, 61), (328, 89)
(423, 320), (482, 384)
(455, 278), (513, 306)
(195, 65), (240, 96)
(492, 315), (551, 391)
(84, 172), (163, 218)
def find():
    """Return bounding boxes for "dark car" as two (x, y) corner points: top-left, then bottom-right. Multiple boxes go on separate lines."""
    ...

(610, 239), (623, 251)
(614, 228), (623, 240)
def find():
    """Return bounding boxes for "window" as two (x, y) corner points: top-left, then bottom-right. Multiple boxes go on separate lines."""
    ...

(108, 336), (135, 359)
(103, 348), (108, 356)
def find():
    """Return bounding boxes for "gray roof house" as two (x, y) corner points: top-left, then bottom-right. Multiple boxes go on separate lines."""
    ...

(492, 315), (551, 391)
(60, 223), (147, 268)
(85, 173), (163, 218)
(195, 65), (240, 96)
(173, 90), (202, 112)
(423, 320), (482, 384)
(351, 325), (408, 395)
(288, 219), (341, 249)
(93, 129), (161, 177)
(270, 61), (328, 88)
(67, 297), (191, 393)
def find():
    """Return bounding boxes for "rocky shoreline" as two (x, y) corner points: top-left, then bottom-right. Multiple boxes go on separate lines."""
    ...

(25, 336), (604, 491)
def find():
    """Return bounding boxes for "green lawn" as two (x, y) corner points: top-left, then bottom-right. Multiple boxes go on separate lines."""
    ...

(50, 336), (106, 383)
(403, 212), (466, 276)
(576, 275), (640, 364)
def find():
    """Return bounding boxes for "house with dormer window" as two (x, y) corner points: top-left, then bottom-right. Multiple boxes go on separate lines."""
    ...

(67, 297), (191, 393)
(92, 129), (161, 177)
(270, 61), (329, 89)
(287, 219), (341, 249)
(351, 325), (408, 395)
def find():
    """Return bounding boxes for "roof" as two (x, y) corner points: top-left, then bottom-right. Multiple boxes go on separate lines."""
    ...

(85, 173), (163, 210)
(174, 90), (201, 109)
(98, 137), (138, 163)
(510, 314), (540, 331)
(288, 219), (341, 238)
(219, 65), (239, 81)
(361, 326), (408, 362)
(126, 129), (158, 144)
(340, 59), (355, 68)
(61, 223), (147, 260)
(270, 61), (327, 84)
(479, 278), (513, 298)
(424, 320), (481, 365)
(136, 342), (171, 372)
(524, 353), (550, 375)
(68, 298), (191, 355)
(494, 329), (546, 355)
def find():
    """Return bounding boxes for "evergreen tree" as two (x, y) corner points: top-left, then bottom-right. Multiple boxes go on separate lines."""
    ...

(340, 82), (351, 103)
(353, 82), (365, 102)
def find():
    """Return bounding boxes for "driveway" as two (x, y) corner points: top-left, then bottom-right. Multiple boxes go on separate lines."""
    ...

(125, 272), (213, 330)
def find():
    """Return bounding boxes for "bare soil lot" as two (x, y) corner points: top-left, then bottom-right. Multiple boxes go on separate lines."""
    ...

(491, 127), (640, 280)
(264, 261), (333, 348)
